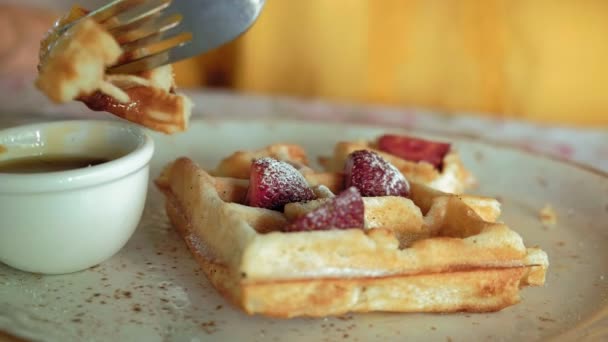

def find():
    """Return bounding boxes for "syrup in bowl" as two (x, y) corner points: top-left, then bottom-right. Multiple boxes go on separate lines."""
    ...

(0, 155), (109, 174)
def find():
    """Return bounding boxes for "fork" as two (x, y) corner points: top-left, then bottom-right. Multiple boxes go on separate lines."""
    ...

(57, 0), (266, 74)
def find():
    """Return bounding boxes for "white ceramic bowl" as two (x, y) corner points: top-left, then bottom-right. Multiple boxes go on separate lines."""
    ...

(0, 120), (154, 274)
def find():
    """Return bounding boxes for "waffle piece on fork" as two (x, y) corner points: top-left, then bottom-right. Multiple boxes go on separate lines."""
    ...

(35, 4), (192, 134)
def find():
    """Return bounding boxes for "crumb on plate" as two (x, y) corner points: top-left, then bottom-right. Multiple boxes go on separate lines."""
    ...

(539, 204), (557, 227)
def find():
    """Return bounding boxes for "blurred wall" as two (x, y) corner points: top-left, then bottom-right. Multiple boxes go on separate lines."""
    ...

(1, 0), (606, 126)
(176, 0), (608, 126)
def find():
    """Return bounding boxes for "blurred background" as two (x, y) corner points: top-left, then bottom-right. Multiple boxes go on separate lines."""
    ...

(1, 0), (607, 126)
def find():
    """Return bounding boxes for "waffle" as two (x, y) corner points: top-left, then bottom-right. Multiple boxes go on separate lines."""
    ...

(211, 143), (310, 179)
(319, 136), (476, 193)
(212, 136), (475, 194)
(155, 148), (548, 318)
(35, 6), (192, 134)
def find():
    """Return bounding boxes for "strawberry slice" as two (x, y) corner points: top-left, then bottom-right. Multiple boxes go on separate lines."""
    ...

(246, 157), (316, 210)
(284, 187), (364, 232)
(377, 134), (451, 169)
(345, 150), (410, 197)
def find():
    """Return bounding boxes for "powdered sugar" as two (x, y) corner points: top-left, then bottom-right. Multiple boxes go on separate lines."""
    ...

(256, 157), (308, 189)
(185, 233), (211, 259)
(284, 187), (364, 232)
(345, 150), (410, 197)
(384, 162), (407, 194)
(312, 185), (335, 199)
(247, 157), (316, 210)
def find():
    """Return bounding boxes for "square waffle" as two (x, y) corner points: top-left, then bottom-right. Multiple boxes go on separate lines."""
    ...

(35, 6), (192, 134)
(155, 142), (548, 318)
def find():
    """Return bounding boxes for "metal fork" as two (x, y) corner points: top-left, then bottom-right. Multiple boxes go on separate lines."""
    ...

(58, 0), (266, 74)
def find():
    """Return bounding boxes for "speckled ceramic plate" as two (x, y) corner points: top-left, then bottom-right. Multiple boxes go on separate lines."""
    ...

(1, 119), (607, 342)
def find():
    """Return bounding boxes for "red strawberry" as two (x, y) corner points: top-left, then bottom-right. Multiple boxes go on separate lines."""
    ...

(284, 187), (364, 232)
(345, 150), (410, 197)
(246, 157), (315, 210)
(377, 134), (451, 169)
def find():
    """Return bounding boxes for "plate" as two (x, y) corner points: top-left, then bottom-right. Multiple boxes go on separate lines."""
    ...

(1, 119), (607, 342)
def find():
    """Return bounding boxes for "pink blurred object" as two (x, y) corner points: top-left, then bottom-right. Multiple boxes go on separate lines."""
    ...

(0, 4), (58, 77)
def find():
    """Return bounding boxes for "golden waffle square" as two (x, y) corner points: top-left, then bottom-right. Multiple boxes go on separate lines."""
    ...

(155, 151), (548, 318)
(35, 6), (192, 134)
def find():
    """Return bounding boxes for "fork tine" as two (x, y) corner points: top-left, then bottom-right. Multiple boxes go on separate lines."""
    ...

(119, 31), (167, 53)
(55, 0), (143, 34)
(106, 12), (161, 37)
(107, 32), (192, 74)
(89, 0), (146, 24)
(113, 14), (182, 47)
(107, 52), (169, 75)
(103, 0), (172, 30)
